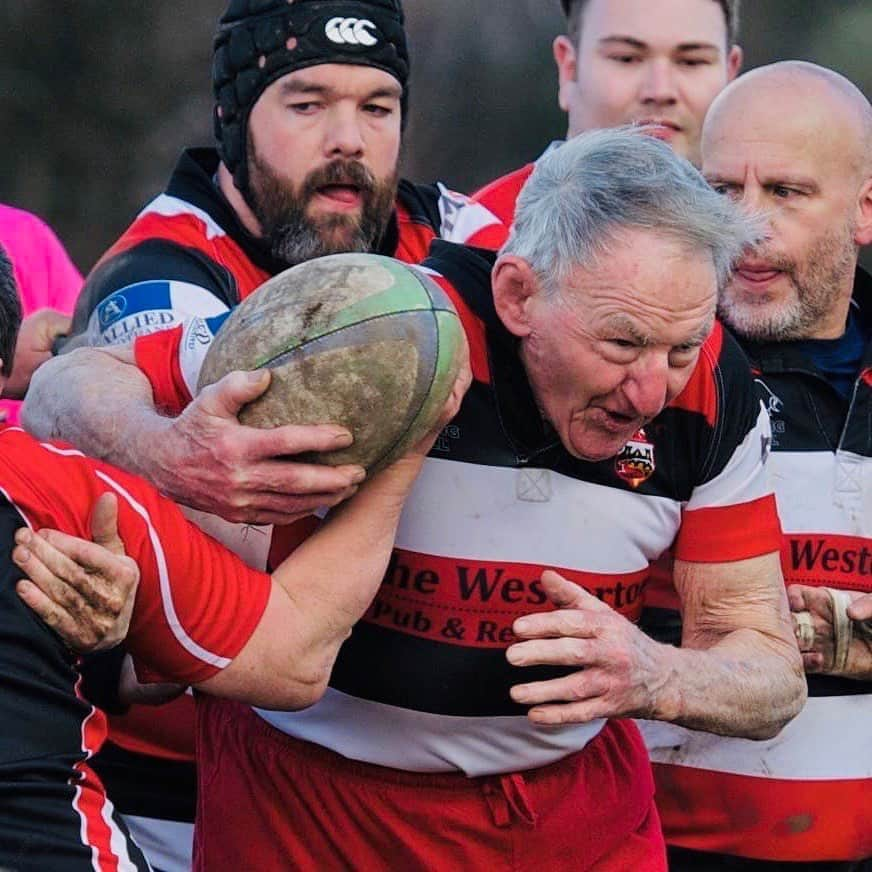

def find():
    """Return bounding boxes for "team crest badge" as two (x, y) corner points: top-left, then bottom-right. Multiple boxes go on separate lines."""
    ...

(615, 429), (656, 488)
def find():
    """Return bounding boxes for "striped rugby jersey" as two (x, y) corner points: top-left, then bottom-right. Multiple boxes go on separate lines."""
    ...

(250, 241), (781, 775)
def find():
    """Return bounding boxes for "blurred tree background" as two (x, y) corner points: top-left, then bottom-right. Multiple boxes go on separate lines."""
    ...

(1, 0), (870, 272)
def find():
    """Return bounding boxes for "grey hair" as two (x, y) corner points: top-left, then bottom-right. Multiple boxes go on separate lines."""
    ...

(501, 127), (758, 294)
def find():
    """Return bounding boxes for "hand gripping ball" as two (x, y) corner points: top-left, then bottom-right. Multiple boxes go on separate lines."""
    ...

(197, 253), (464, 471)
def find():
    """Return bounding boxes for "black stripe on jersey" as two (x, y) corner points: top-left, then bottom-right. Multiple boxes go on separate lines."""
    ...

(0, 498), (91, 777)
(330, 621), (574, 717)
(0, 497), (151, 869)
(0, 784), (149, 871)
(91, 741), (196, 822)
(397, 180), (443, 233)
(806, 674), (872, 698)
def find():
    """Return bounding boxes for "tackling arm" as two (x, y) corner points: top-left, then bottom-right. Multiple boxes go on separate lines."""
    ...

(22, 345), (367, 525)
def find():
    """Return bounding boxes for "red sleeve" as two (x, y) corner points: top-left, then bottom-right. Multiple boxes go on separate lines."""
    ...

(462, 223), (511, 251)
(96, 464), (272, 685)
(134, 325), (192, 416)
(0, 429), (270, 686)
(674, 494), (782, 563)
(472, 163), (535, 240)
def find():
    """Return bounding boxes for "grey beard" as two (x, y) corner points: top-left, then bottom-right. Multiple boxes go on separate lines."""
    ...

(267, 214), (374, 267)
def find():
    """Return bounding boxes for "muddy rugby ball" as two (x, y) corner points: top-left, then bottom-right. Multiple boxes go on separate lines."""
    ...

(197, 253), (464, 471)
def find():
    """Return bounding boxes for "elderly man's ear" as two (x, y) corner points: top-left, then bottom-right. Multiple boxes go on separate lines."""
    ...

(492, 256), (546, 339)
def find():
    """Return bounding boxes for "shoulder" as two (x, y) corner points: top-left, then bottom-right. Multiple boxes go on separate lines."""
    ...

(396, 180), (506, 253)
(0, 428), (110, 535)
(68, 196), (246, 347)
(472, 164), (535, 227)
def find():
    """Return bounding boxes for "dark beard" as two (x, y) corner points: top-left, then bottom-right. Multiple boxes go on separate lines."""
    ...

(247, 151), (398, 267)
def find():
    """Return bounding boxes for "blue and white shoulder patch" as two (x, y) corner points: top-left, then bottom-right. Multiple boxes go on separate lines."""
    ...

(87, 280), (230, 347)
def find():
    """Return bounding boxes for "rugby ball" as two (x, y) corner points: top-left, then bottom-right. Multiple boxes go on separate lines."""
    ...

(197, 253), (464, 471)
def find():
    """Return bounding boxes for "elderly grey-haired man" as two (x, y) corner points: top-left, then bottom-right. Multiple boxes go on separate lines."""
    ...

(21, 128), (804, 869)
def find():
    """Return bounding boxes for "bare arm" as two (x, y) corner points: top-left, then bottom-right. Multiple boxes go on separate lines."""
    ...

(507, 553), (805, 739)
(660, 552), (805, 737)
(17, 347), (471, 709)
(197, 452), (428, 707)
(23, 346), (366, 524)
(15, 457), (425, 707)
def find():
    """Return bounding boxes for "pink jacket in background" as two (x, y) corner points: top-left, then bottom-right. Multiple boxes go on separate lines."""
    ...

(0, 204), (83, 424)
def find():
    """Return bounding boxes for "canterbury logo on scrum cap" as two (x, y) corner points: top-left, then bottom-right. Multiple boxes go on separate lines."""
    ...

(325, 17), (379, 47)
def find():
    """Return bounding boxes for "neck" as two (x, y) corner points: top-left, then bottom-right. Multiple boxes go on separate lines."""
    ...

(217, 162), (263, 238)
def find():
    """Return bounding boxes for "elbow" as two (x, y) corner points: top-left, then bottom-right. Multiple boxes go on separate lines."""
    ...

(256, 674), (329, 712)
(746, 656), (807, 741)
(255, 649), (337, 711)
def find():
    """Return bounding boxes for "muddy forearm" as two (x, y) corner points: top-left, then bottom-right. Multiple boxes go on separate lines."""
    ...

(22, 347), (170, 482)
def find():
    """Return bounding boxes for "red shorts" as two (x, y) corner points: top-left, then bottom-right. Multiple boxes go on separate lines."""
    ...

(194, 697), (665, 871)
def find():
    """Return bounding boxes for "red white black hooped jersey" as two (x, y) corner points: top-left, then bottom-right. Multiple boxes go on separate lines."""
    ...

(251, 240), (781, 776)
(0, 427), (270, 870)
(642, 268), (872, 863)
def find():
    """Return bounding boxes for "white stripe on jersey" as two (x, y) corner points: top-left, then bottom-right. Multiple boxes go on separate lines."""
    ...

(71, 686), (140, 871)
(639, 694), (872, 780)
(769, 449), (872, 537)
(395, 457), (680, 572)
(255, 687), (605, 775)
(435, 183), (503, 244)
(140, 193), (226, 241)
(94, 470), (230, 669)
(178, 317), (214, 399)
(685, 404), (774, 510)
(100, 795), (140, 872)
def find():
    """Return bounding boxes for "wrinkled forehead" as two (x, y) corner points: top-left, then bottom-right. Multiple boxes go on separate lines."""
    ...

(558, 235), (718, 335)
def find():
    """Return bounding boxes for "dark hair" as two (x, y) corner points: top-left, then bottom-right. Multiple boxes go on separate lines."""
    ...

(0, 246), (22, 377)
(562, 0), (740, 47)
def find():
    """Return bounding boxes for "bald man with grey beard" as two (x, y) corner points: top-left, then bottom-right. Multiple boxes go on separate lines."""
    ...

(641, 61), (872, 871)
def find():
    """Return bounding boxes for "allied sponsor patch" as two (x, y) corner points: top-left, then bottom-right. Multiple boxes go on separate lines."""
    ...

(87, 280), (231, 347)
